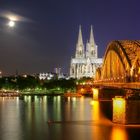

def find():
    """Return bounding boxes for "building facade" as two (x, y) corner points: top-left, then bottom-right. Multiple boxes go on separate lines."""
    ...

(70, 26), (102, 79)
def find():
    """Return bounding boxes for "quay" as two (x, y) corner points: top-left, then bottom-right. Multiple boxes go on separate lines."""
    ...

(0, 90), (21, 97)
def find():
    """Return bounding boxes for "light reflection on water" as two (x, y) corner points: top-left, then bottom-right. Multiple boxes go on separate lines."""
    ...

(110, 126), (128, 140)
(91, 100), (100, 121)
(0, 97), (22, 140)
(0, 96), (139, 140)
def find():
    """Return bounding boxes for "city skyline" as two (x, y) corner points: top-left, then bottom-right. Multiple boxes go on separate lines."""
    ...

(0, 0), (140, 75)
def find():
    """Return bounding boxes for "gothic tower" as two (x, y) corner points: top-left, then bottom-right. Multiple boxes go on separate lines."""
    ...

(70, 26), (102, 79)
(75, 25), (85, 58)
(86, 26), (98, 58)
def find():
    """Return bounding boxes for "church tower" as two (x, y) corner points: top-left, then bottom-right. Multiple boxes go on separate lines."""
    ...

(86, 26), (98, 58)
(75, 25), (85, 58)
(70, 26), (102, 79)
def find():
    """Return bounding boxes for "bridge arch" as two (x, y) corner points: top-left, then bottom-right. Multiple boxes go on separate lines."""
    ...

(131, 50), (140, 80)
(98, 40), (140, 82)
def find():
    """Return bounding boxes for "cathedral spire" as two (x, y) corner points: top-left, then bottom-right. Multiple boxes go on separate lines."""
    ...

(89, 25), (95, 45)
(75, 25), (85, 58)
(88, 25), (98, 58)
(77, 25), (84, 45)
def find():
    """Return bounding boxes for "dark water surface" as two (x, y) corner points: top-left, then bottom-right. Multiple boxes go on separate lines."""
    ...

(0, 96), (139, 140)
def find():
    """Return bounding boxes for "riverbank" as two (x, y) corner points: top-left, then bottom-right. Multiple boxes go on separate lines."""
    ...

(0, 90), (92, 97)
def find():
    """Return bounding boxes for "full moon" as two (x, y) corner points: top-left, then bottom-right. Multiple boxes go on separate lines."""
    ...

(8, 20), (15, 27)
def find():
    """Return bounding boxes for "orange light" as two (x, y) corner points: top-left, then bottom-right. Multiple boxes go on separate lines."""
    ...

(90, 100), (94, 105)
(111, 127), (128, 140)
(113, 96), (126, 124)
(80, 88), (85, 94)
(92, 88), (99, 100)
(90, 100), (100, 120)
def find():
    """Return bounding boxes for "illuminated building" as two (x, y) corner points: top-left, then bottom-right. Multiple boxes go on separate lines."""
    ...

(70, 26), (102, 79)
(39, 73), (55, 80)
(54, 68), (66, 79)
(39, 71), (67, 80)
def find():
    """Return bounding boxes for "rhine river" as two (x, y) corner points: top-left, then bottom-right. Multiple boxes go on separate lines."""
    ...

(0, 96), (140, 140)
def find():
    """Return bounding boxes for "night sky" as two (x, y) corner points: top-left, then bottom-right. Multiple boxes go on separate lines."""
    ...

(0, 0), (140, 75)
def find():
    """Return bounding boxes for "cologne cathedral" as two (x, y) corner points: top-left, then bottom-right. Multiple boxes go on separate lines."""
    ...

(70, 26), (102, 79)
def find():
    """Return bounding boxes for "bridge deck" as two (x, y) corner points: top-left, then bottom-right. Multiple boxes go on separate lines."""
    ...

(93, 82), (140, 90)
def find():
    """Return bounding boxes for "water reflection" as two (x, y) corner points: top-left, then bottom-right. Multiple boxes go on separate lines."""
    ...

(53, 96), (61, 120)
(0, 96), (139, 140)
(90, 99), (128, 140)
(111, 126), (128, 140)
(0, 97), (22, 140)
(90, 100), (100, 121)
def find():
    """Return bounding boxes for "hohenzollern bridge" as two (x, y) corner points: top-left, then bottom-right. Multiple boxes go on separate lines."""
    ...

(94, 40), (140, 89)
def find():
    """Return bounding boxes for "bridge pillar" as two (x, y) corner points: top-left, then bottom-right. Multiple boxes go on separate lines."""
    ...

(113, 96), (140, 124)
(92, 88), (99, 100)
(113, 96), (126, 124)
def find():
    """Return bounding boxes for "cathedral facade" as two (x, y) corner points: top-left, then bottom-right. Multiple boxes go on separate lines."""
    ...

(70, 26), (102, 79)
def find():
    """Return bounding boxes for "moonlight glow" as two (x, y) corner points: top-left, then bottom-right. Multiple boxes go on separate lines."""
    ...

(8, 20), (15, 27)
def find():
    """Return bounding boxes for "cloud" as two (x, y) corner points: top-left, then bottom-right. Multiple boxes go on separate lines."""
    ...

(0, 9), (32, 22)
